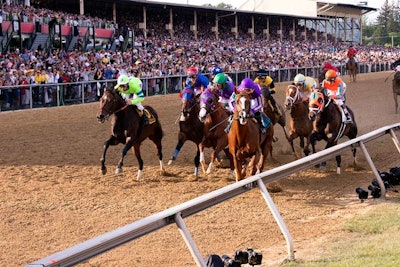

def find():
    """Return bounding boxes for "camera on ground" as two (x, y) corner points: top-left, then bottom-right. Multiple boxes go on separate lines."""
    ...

(221, 254), (241, 267)
(234, 248), (263, 266)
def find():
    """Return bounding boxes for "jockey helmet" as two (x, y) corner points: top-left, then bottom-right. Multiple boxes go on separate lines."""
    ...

(257, 69), (268, 77)
(294, 74), (305, 85)
(238, 78), (254, 91)
(187, 67), (199, 77)
(116, 74), (129, 88)
(325, 69), (337, 80)
(212, 66), (223, 75)
(213, 73), (227, 85)
(323, 63), (333, 70)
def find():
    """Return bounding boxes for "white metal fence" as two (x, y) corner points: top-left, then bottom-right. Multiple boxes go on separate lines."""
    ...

(24, 123), (400, 267)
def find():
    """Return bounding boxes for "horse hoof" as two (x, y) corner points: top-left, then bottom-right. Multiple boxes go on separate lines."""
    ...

(167, 159), (173, 165)
(336, 167), (341, 175)
(101, 168), (107, 175)
(319, 165), (327, 171)
(115, 168), (123, 174)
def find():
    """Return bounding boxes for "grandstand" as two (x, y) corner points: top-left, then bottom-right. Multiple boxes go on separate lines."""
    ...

(1, 0), (376, 54)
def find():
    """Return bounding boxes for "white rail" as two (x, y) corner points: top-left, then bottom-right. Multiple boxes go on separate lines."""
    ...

(25, 123), (400, 267)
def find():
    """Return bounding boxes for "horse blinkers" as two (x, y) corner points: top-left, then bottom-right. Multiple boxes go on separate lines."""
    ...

(308, 92), (324, 121)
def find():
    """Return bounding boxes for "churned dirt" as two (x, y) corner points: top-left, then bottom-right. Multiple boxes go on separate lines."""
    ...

(1, 71), (400, 267)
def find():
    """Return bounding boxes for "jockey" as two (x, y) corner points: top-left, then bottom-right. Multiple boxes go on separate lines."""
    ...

(345, 44), (358, 68)
(210, 73), (235, 113)
(293, 74), (317, 102)
(185, 67), (209, 97)
(114, 74), (149, 125)
(253, 69), (281, 116)
(321, 70), (352, 123)
(231, 78), (271, 134)
(211, 65), (233, 83)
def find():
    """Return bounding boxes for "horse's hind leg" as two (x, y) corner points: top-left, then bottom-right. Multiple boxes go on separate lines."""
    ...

(100, 136), (119, 175)
(149, 134), (164, 173)
(130, 143), (144, 180)
(394, 93), (398, 114)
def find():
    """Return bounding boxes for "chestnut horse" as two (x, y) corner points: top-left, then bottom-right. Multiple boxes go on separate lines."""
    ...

(308, 90), (358, 174)
(347, 57), (357, 82)
(198, 88), (234, 176)
(168, 87), (204, 177)
(393, 71), (400, 113)
(228, 92), (274, 182)
(284, 85), (315, 158)
(96, 89), (164, 180)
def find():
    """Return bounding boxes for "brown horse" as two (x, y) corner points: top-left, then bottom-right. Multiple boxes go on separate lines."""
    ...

(308, 90), (358, 174)
(198, 88), (234, 176)
(228, 92), (274, 182)
(393, 71), (400, 113)
(347, 57), (357, 82)
(96, 89), (164, 180)
(168, 88), (204, 177)
(284, 85), (315, 158)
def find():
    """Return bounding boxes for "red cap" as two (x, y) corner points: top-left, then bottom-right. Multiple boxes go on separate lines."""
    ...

(323, 63), (332, 70)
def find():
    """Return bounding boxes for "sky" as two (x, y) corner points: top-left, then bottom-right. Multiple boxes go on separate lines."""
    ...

(149, 0), (387, 21)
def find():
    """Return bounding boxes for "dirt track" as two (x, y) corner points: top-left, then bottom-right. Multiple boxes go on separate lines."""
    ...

(1, 71), (399, 267)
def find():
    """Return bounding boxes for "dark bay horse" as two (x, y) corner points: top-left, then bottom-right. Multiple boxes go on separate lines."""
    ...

(308, 90), (358, 174)
(198, 88), (234, 176)
(284, 85), (315, 158)
(96, 89), (164, 180)
(228, 92), (274, 182)
(168, 87), (204, 177)
(393, 71), (400, 113)
(347, 57), (357, 82)
(261, 85), (290, 150)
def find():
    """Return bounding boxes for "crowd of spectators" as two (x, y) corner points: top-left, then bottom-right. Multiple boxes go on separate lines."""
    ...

(0, 3), (399, 110)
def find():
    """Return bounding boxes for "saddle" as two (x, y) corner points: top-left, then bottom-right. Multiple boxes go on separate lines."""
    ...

(136, 108), (156, 124)
(334, 103), (352, 124)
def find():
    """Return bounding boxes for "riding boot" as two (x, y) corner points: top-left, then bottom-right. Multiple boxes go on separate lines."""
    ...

(142, 113), (149, 125)
(341, 104), (352, 123)
(224, 115), (233, 133)
(255, 112), (268, 134)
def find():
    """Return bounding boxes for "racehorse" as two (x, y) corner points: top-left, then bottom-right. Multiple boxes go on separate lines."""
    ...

(284, 85), (315, 159)
(261, 85), (290, 144)
(168, 87), (204, 177)
(393, 71), (400, 113)
(228, 91), (274, 182)
(198, 88), (234, 176)
(96, 88), (164, 180)
(308, 90), (358, 174)
(347, 56), (357, 82)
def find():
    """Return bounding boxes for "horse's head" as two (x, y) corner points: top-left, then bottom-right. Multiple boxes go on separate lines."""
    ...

(308, 90), (325, 121)
(198, 88), (217, 123)
(96, 89), (126, 123)
(234, 92), (251, 125)
(180, 87), (197, 121)
(284, 84), (301, 110)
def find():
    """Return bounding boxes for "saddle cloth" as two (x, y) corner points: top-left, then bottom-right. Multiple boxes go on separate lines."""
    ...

(137, 108), (156, 124)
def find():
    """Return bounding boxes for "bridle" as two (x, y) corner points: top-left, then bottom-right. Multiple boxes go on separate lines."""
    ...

(97, 90), (128, 122)
(285, 85), (301, 109)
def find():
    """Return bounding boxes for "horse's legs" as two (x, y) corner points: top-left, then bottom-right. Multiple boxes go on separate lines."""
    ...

(100, 136), (120, 175)
(116, 140), (134, 175)
(199, 143), (207, 174)
(132, 143), (144, 180)
(149, 135), (164, 173)
(194, 145), (200, 176)
(168, 138), (185, 165)
(223, 147), (235, 179)
(394, 92), (398, 114)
